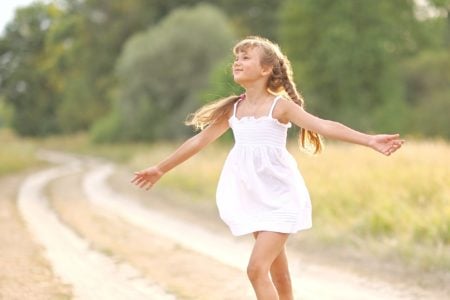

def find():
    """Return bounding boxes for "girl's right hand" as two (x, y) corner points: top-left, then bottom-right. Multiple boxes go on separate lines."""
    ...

(131, 166), (164, 190)
(368, 134), (404, 156)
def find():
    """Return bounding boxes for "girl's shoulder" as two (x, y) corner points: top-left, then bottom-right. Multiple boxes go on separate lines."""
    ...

(272, 96), (294, 124)
(273, 95), (294, 112)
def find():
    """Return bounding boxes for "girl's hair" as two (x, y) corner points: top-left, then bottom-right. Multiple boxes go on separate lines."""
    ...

(186, 36), (322, 153)
(185, 95), (240, 130)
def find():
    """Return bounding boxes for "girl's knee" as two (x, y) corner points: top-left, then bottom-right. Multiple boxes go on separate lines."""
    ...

(272, 271), (291, 286)
(247, 261), (269, 282)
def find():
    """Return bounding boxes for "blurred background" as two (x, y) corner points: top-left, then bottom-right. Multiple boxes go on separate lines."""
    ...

(0, 0), (449, 141)
(0, 0), (449, 296)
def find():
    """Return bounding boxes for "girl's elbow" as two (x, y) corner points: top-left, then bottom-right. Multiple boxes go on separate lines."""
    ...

(319, 120), (340, 137)
(190, 133), (209, 151)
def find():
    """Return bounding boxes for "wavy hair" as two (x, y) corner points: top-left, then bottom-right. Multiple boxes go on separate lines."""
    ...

(186, 36), (322, 153)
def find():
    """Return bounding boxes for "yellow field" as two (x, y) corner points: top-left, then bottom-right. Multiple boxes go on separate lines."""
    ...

(127, 138), (450, 271)
(2, 129), (449, 274)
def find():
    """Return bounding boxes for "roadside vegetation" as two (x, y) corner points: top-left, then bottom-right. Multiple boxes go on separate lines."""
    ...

(0, 129), (41, 176)
(7, 130), (444, 278)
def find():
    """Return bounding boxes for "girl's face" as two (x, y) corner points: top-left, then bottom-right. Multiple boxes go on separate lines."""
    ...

(232, 46), (271, 86)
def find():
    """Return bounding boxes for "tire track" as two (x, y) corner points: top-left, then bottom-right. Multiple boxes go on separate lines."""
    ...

(49, 172), (252, 299)
(18, 150), (444, 300)
(0, 174), (72, 300)
(17, 151), (175, 300)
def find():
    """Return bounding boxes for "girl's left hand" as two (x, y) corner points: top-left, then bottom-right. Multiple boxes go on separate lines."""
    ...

(368, 134), (405, 156)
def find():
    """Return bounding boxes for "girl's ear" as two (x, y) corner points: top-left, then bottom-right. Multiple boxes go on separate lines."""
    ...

(261, 64), (273, 77)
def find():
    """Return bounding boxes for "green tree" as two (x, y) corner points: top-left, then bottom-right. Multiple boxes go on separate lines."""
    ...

(0, 3), (63, 135)
(212, 0), (285, 40)
(53, 0), (160, 132)
(428, 0), (450, 46)
(279, 0), (419, 132)
(402, 0), (450, 138)
(92, 4), (235, 141)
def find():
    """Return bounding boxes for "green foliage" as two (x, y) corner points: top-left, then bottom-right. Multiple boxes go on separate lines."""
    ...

(279, 0), (419, 132)
(0, 98), (13, 127)
(0, 0), (449, 140)
(402, 50), (450, 138)
(199, 57), (244, 103)
(93, 4), (235, 141)
(51, 0), (160, 133)
(0, 0), (183, 136)
(0, 3), (63, 136)
(211, 0), (285, 40)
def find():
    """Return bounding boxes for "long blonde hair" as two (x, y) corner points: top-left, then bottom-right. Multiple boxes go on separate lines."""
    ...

(186, 36), (322, 153)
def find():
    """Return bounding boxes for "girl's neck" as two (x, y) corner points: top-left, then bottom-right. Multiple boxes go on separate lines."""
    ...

(243, 87), (271, 104)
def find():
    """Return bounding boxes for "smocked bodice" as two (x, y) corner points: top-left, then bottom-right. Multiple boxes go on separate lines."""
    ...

(229, 116), (290, 148)
(228, 96), (291, 148)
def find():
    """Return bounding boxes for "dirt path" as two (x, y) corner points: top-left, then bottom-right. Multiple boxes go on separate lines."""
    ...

(17, 151), (174, 300)
(84, 163), (445, 300)
(49, 172), (252, 300)
(2, 150), (447, 300)
(0, 173), (72, 300)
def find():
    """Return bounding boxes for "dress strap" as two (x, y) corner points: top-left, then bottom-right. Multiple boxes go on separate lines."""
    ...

(268, 95), (283, 118)
(233, 97), (243, 118)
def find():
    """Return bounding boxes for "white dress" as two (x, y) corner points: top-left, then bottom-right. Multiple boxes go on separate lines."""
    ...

(216, 95), (312, 236)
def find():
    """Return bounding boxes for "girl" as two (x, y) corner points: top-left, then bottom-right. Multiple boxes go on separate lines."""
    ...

(131, 36), (404, 300)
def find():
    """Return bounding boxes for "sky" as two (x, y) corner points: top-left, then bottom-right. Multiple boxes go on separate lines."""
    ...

(0, 0), (40, 36)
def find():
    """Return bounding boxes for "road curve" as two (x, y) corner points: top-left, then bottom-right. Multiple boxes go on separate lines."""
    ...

(17, 151), (175, 300)
(16, 150), (444, 300)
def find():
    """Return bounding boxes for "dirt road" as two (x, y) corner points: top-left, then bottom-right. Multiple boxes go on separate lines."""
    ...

(1, 150), (446, 299)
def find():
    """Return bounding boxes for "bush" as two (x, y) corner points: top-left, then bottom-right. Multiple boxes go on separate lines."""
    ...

(93, 4), (236, 142)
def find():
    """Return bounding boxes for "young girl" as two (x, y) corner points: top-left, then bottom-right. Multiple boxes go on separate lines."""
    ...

(131, 36), (404, 300)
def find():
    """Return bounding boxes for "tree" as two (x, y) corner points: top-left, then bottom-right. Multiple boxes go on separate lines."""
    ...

(0, 3), (63, 135)
(279, 0), (419, 132)
(212, 0), (285, 40)
(402, 0), (450, 138)
(92, 4), (235, 141)
(53, 0), (159, 132)
(427, 0), (450, 46)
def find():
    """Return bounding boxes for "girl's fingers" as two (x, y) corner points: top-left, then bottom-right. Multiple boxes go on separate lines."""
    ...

(133, 176), (145, 186)
(139, 180), (148, 188)
(135, 178), (146, 186)
(132, 174), (144, 183)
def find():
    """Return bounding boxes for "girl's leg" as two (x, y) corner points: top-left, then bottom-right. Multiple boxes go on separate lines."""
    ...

(248, 231), (289, 300)
(270, 247), (293, 300)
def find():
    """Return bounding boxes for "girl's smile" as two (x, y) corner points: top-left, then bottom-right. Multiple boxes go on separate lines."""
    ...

(232, 47), (266, 84)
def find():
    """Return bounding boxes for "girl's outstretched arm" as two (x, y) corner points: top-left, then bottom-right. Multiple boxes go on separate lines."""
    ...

(278, 98), (404, 156)
(131, 117), (229, 190)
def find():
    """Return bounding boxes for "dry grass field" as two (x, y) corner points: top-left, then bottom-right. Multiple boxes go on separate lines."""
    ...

(1, 129), (449, 292)
(126, 137), (450, 280)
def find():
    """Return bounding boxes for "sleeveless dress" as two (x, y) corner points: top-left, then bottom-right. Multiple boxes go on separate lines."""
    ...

(216, 95), (312, 236)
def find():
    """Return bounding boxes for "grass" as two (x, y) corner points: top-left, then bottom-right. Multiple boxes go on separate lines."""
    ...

(126, 138), (450, 272)
(0, 129), (41, 176)
(1, 129), (449, 278)
(294, 141), (450, 271)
